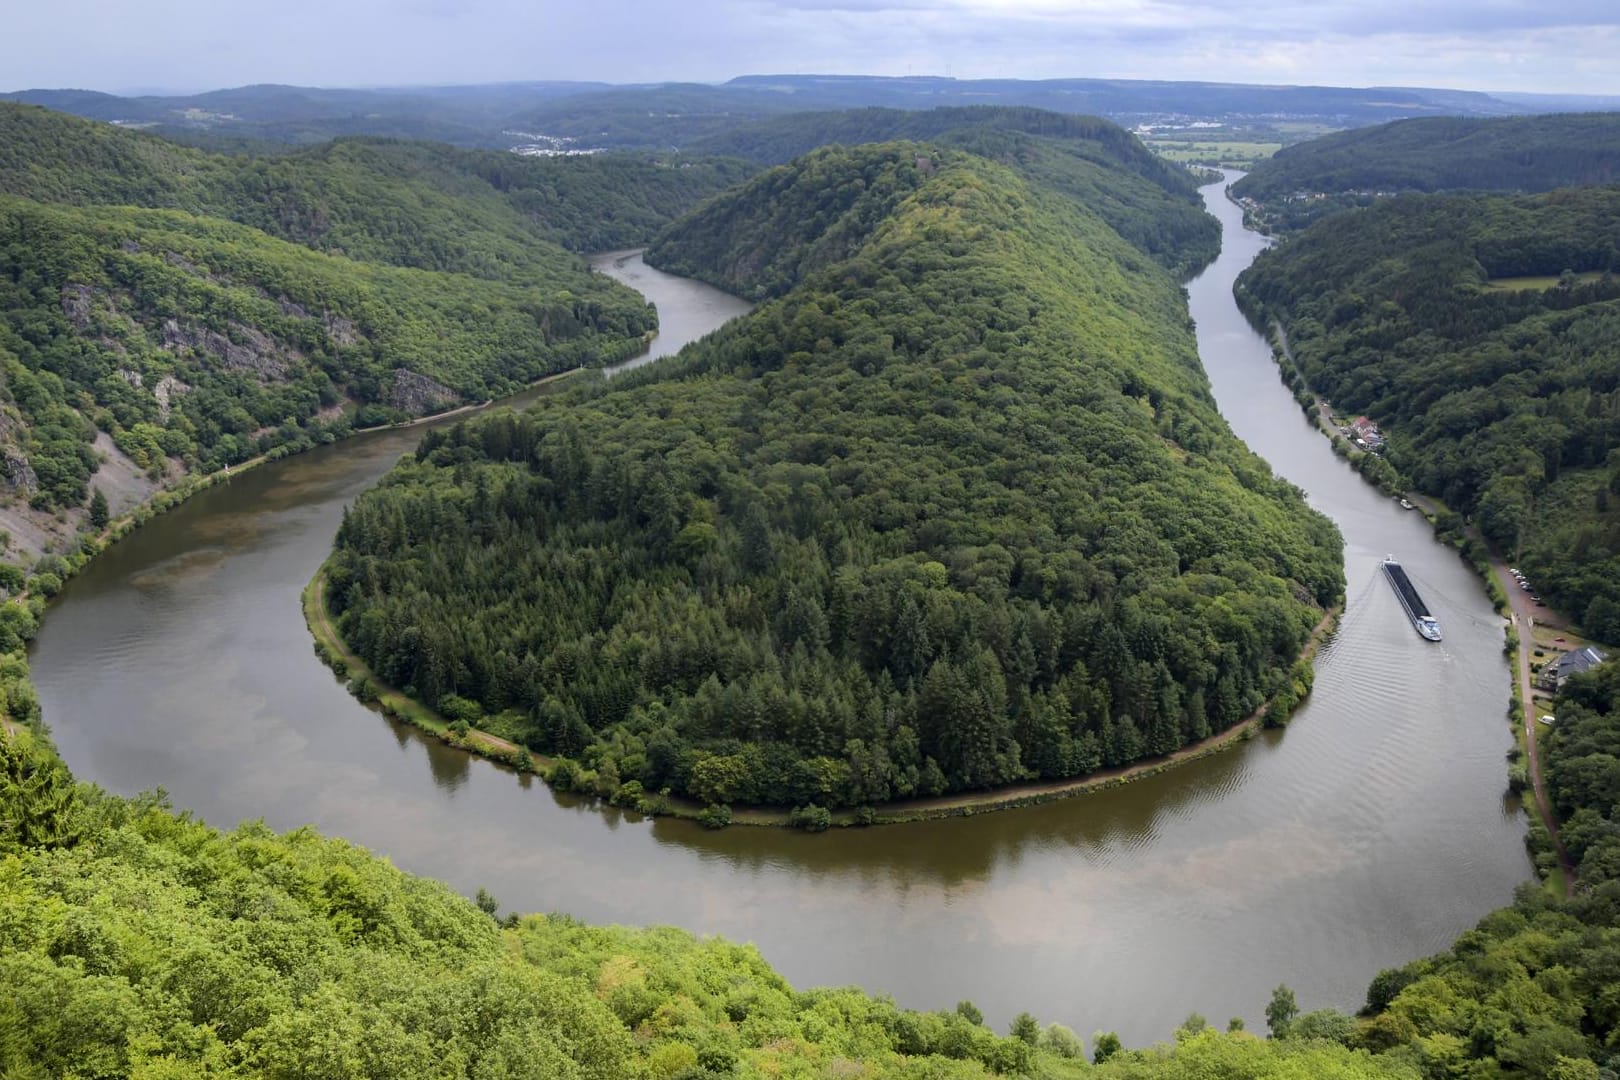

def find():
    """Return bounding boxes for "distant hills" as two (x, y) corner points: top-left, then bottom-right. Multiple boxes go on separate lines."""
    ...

(9, 73), (1616, 152)
(1233, 113), (1620, 201)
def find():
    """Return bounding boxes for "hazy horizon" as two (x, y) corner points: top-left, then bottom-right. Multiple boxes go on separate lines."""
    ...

(14, 75), (1620, 105)
(6, 1), (1619, 98)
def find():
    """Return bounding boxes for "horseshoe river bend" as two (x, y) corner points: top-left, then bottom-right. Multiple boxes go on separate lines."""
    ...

(30, 175), (1530, 1046)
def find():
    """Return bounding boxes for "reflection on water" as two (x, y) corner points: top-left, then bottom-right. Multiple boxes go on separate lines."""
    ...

(33, 217), (1529, 1045)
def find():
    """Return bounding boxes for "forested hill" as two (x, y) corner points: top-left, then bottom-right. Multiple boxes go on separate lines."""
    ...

(1, 728), (1453, 1078)
(0, 103), (752, 259)
(683, 106), (1218, 276)
(1232, 113), (1620, 202)
(9, 647), (1620, 1077)
(0, 103), (742, 564)
(325, 142), (1342, 815)
(1234, 186), (1620, 637)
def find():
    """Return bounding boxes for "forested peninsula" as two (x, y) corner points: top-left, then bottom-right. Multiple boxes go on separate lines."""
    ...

(322, 138), (1342, 817)
(1235, 186), (1620, 638)
(0, 103), (744, 566)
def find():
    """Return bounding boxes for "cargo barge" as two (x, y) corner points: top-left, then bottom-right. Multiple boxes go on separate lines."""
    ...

(1383, 556), (1442, 641)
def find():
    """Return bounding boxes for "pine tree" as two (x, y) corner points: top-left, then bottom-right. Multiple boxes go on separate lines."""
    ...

(88, 487), (109, 530)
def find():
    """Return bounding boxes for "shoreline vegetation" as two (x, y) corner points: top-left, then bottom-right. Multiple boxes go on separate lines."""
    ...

(1, 362), (612, 748)
(1259, 303), (1582, 884)
(306, 559), (1340, 829)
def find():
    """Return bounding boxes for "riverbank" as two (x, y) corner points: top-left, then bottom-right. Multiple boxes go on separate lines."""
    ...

(307, 553), (1342, 829)
(0, 360), (610, 747)
(1264, 314), (1577, 890)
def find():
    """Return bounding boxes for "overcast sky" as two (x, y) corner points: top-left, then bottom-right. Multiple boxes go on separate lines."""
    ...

(5, 0), (1618, 96)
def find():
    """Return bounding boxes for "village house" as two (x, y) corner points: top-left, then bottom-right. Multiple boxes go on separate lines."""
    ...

(1538, 645), (1608, 692)
(1349, 416), (1385, 450)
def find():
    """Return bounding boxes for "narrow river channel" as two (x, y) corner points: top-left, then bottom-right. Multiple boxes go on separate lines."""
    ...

(32, 188), (1530, 1045)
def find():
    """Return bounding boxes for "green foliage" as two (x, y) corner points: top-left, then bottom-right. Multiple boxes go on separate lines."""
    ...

(789, 803), (833, 832)
(326, 142), (1340, 810)
(3, 738), (1094, 1079)
(1091, 1029), (1415, 1078)
(682, 105), (1220, 275)
(87, 486), (108, 528)
(0, 103), (751, 510)
(0, 103), (748, 259)
(1346, 663), (1620, 1077)
(1545, 660), (1620, 887)
(1235, 113), (1620, 205)
(1237, 187), (1620, 633)
(1266, 984), (1299, 1038)
(0, 732), (85, 853)
(697, 803), (732, 830)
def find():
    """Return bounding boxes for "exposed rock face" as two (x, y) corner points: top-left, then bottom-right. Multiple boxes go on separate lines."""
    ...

(163, 250), (202, 275)
(323, 313), (359, 347)
(387, 368), (458, 414)
(116, 368), (143, 389)
(61, 283), (98, 330)
(158, 319), (294, 380)
(278, 296), (308, 319)
(0, 412), (37, 495)
(154, 374), (189, 422)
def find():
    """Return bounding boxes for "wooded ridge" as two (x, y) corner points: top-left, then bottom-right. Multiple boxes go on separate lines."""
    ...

(1235, 186), (1620, 639)
(325, 140), (1342, 814)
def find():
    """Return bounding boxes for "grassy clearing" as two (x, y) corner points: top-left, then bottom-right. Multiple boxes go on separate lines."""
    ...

(1148, 140), (1283, 168)
(1485, 270), (1606, 292)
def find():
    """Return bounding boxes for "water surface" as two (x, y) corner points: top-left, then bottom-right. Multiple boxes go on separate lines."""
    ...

(34, 206), (1529, 1044)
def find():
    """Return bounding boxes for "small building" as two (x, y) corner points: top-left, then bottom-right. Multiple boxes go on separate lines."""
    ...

(1537, 645), (1608, 692)
(1350, 416), (1385, 450)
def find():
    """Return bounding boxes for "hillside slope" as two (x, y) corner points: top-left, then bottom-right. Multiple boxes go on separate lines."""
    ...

(1235, 187), (1620, 636)
(0, 726), (1437, 1079)
(0, 103), (744, 564)
(681, 106), (1218, 276)
(325, 142), (1341, 812)
(0, 103), (750, 262)
(1233, 113), (1620, 202)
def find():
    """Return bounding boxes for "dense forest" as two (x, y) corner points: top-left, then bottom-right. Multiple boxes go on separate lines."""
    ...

(8, 657), (1620, 1076)
(1233, 114), (1620, 202)
(1231, 113), (1620, 231)
(1235, 186), (1620, 638)
(0, 103), (743, 547)
(0, 103), (750, 264)
(324, 141), (1342, 814)
(677, 106), (1219, 276)
(0, 726), (1479, 1079)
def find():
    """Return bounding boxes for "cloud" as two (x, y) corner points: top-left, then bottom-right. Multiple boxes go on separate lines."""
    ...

(2, 0), (1617, 94)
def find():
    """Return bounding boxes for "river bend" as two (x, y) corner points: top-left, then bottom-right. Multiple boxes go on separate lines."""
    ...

(33, 194), (1529, 1044)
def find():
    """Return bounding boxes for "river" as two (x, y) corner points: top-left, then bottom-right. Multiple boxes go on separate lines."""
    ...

(31, 191), (1530, 1046)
